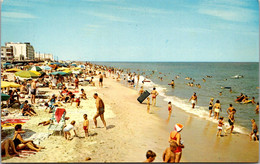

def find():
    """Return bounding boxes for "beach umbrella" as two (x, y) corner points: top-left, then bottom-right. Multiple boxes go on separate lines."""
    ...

(73, 67), (81, 70)
(1, 81), (21, 88)
(71, 64), (77, 67)
(15, 63), (23, 66)
(62, 69), (72, 74)
(41, 65), (52, 71)
(15, 71), (40, 78)
(5, 68), (22, 73)
(50, 71), (68, 76)
(29, 70), (41, 76)
(57, 67), (70, 71)
(1, 93), (10, 101)
(29, 66), (42, 71)
(3, 63), (11, 66)
(77, 65), (85, 69)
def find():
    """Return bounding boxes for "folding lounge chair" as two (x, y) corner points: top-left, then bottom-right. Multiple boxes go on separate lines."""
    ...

(48, 108), (66, 135)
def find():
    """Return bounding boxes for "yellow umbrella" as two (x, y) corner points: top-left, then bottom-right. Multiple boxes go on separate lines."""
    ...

(1, 81), (21, 88)
(29, 70), (41, 76)
(5, 68), (22, 73)
(63, 69), (72, 74)
(73, 67), (81, 70)
(57, 67), (70, 71)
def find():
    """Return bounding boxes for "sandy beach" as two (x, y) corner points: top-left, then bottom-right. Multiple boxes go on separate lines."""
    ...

(1, 71), (258, 163)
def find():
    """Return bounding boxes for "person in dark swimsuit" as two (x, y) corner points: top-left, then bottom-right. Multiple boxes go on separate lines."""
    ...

(13, 124), (44, 152)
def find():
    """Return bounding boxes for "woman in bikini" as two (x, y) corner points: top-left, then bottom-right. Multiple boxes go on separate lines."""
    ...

(12, 124), (44, 152)
(151, 88), (158, 106)
(169, 124), (184, 163)
(213, 100), (222, 120)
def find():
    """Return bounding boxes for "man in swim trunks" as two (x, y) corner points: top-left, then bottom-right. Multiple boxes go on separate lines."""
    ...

(30, 80), (37, 104)
(189, 92), (197, 109)
(139, 86), (144, 96)
(162, 141), (178, 163)
(225, 109), (236, 134)
(99, 72), (103, 88)
(226, 104), (234, 114)
(255, 102), (259, 114)
(170, 80), (175, 88)
(93, 93), (107, 129)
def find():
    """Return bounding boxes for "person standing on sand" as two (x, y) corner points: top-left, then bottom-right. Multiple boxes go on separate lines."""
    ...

(216, 117), (224, 137)
(189, 92), (197, 109)
(74, 76), (79, 90)
(147, 97), (151, 113)
(213, 100), (221, 120)
(151, 88), (159, 106)
(83, 114), (89, 138)
(99, 72), (103, 87)
(30, 80), (37, 104)
(162, 141), (178, 163)
(169, 124), (184, 163)
(250, 119), (258, 141)
(144, 150), (156, 162)
(168, 101), (172, 116)
(93, 93), (107, 129)
(208, 98), (214, 117)
(225, 109), (236, 134)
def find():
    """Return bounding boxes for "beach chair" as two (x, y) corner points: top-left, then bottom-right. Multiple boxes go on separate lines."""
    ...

(48, 108), (66, 136)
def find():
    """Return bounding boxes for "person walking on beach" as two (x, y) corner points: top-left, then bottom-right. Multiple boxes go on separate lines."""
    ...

(93, 93), (107, 129)
(151, 88), (159, 106)
(169, 80), (175, 88)
(30, 80), (37, 104)
(169, 124), (184, 163)
(83, 114), (89, 138)
(225, 109), (236, 134)
(216, 117), (224, 137)
(74, 76), (79, 90)
(99, 72), (103, 88)
(213, 100), (221, 120)
(209, 98), (214, 117)
(144, 150), (156, 162)
(162, 141), (178, 163)
(189, 92), (197, 109)
(250, 119), (258, 141)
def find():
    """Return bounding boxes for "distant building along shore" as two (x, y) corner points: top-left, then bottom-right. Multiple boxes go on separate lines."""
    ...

(1, 42), (53, 62)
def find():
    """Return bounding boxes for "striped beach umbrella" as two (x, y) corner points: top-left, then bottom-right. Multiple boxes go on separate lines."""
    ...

(15, 71), (40, 78)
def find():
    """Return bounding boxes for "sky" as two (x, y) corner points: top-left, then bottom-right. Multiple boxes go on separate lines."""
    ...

(1, 0), (259, 62)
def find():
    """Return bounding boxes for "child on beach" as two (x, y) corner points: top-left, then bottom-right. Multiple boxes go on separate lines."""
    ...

(144, 150), (156, 162)
(83, 114), (89, 138)
(216, 117), (224, 137)
(250, 119), (258, 141)
(209, 98), (214, 117)
(64, 120), (77, 140)
(147, 97), (150, 113)
(168, 101), (172, 116)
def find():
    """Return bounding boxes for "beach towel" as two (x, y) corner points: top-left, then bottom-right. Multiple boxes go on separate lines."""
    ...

(55, 108), (66, 123)
(1, 119), (29, 127)
(24, 132), (51, 145)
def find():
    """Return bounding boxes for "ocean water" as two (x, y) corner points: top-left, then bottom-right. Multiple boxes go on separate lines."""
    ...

(93, 62), (259, 133)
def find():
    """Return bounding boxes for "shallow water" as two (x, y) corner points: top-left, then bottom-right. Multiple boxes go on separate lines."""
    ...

(93, 62), (259, 133)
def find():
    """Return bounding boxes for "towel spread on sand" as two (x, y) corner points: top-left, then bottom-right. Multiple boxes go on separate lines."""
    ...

(55, 108), (66, 123)
(1, 119), (29, 127)
(25, 132), (51, 145)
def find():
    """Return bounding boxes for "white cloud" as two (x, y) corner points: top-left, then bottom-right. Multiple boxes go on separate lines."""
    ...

(198, 1), (258, 22)
(88, 12), (135, 23)
(107, 5), (174, 15)
(2, 11), (36, 19)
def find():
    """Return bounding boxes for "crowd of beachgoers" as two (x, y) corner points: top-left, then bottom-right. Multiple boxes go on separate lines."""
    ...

(1, 61), (259, 162)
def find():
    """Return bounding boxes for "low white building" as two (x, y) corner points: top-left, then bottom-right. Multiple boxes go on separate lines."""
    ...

(34, 52), (54, 61)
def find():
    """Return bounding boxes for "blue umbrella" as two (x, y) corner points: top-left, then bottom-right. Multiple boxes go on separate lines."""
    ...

(50, 71), (68, 76)
(41, 65), (52, 71)
(3, 63), (11, 66)
(71, 64), (77, 67)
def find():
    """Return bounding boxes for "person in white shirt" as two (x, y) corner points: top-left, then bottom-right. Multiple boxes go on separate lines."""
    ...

(63, 120), (77, 140)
